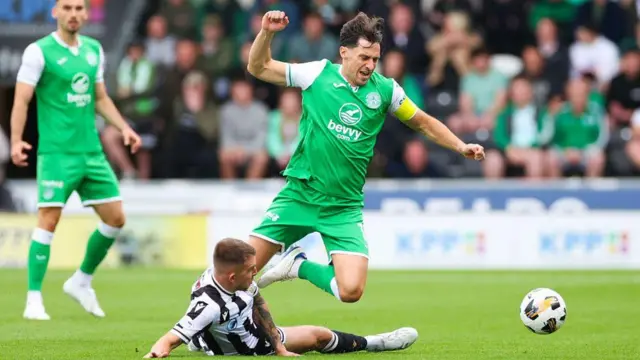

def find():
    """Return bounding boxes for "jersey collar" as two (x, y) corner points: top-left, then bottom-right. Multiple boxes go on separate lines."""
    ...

(51, 31), (82, 55)
(338, 65), (360, 92)
(211, 275), (235, 296)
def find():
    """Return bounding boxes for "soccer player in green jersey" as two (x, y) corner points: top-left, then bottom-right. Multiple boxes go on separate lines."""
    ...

(246, 11), (485, 302)
(10, 0), (142, 320)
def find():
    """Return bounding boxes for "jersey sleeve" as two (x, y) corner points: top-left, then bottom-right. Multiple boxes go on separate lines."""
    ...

(388, 80), (419, 122)
(285, 59), (327, 90)
(16, 43), (44, 86)
(170, 293), (220, 344)
(96, 45), (105, 83)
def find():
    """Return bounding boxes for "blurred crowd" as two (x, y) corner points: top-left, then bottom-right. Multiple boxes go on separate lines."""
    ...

(62, 0), (640, 179)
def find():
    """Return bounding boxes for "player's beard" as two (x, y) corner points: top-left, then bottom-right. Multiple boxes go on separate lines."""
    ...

(65, 20), (82, 34)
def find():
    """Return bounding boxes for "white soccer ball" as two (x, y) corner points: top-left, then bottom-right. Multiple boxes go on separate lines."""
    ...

(519, 288), (567, 335)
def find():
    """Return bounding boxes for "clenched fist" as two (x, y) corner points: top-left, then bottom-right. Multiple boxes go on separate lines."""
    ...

(262, 11), (289, 33)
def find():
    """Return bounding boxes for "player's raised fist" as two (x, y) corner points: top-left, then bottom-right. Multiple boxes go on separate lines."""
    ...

(11, 140), (32, 167)
(262, 11), (289, 33)
(459, 143), (485, 161)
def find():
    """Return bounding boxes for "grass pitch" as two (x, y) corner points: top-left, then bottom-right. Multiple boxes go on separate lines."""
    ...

(0, 269), (639, 359)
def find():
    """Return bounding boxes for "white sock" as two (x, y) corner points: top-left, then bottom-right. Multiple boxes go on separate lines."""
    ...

(321, 332), (339, 353)
(291, 258), (304, 277)
(70, 269), (93, 287)
(330, 278), (342, 301)
(364, 335), (382, 350)
(27, 291), (43, 304)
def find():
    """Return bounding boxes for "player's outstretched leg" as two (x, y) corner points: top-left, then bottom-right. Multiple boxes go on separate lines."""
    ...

(24, 207), (62, 320)
(257, 245), (353, 302)
(63, 201), (124, 317)
(257, 246), (345, 300)
(281, 326), (418, 354)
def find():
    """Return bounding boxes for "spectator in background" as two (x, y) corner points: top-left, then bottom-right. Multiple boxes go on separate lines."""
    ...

(104, 41), (161, 180)
(197, 15), (236, 78)
(519, 46), (560, 110)
(575, 0), (626, 45)
(145, 14), (177, 68)
(384, 2), (428, 75)
(159, 0), (197, 39)
(219, 79), (270, 179)
(167, 71), (220, 178)
(164, 39), (203, 106)
(383, 49), (425, 109)
(309, 0), (362, 34)
(569, 23), (619, 91)
(427, 0), (475, 32)
(626, 109), (640, 173)
(543, 78), (608, 177)
(534, 18), (570, 99)
(427, 11), (482, 87)
(448, 48), (508, 136)
(528, 0), (576, 44)
(486, 76), (545, 179)
(267, 89), (301, 173)
(287, 12), (338, 63)
(607, 49), (640, 128)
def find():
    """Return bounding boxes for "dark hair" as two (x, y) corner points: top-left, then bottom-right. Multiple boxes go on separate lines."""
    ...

(213, 238), (256, 267)
(471, 47), (490, 59)
(339, 12), (384, 48)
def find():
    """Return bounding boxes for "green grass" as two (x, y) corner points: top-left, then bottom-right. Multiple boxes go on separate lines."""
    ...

(1, 269), (639, 359)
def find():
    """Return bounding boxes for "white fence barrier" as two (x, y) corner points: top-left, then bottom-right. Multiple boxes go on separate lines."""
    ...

(209, 212), (639, 270)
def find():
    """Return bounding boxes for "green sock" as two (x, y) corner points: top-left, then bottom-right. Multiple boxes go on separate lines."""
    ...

(28, 242), (51, 291)
(79, 224), (119, 275)
(27, 228), (54, 292)
(298, 260), (340, 299)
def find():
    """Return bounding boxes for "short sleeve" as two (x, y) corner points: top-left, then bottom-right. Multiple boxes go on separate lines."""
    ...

(388, 80), (418, 121)
(170, 295), (220, 343)
(96, 45), (105, 83)
(285, 59), (327, 90)
(16, 43), (44, 86)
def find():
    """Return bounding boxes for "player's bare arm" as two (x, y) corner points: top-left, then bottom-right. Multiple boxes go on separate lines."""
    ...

(404, 109), (485, 160)
(95, 83), (142, 153)
(9, 82), (35, 167)
(252, 292), (299, 356)
(246, 11), (290, 86)
(143, 332), (182, 358)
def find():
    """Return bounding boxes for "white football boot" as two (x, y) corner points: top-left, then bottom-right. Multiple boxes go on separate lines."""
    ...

(256, 246), (307, 289)
(23, 294), (51, 321)
(63, 278), (105, 317)
(365, 327), (419, 352)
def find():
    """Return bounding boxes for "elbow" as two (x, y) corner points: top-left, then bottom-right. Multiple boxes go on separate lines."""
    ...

(247, 63), (263, 78)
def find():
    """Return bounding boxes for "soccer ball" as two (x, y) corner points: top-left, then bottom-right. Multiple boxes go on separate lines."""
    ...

(519, 288), (567, 335)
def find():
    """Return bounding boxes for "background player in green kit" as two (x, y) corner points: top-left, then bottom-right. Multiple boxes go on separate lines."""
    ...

(246, 11), (486, 302)
(10, 0), (142, 320)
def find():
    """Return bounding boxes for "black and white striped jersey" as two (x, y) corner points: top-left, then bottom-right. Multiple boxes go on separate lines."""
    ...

(170, 267), (280, 356)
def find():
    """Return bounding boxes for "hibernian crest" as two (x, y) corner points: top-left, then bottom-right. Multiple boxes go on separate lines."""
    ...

(86, 52), (98, 66)
(365, 92), (381, 109)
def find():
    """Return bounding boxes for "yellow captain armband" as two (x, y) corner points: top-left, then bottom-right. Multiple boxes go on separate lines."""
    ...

(393, 96), (419, 122)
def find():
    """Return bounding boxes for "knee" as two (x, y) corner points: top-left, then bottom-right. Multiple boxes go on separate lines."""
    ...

(338, 284), (364, 303)
(104, 212), (126, 228)
(312, 327), (334, 350)
(37, 208), (62, 232)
